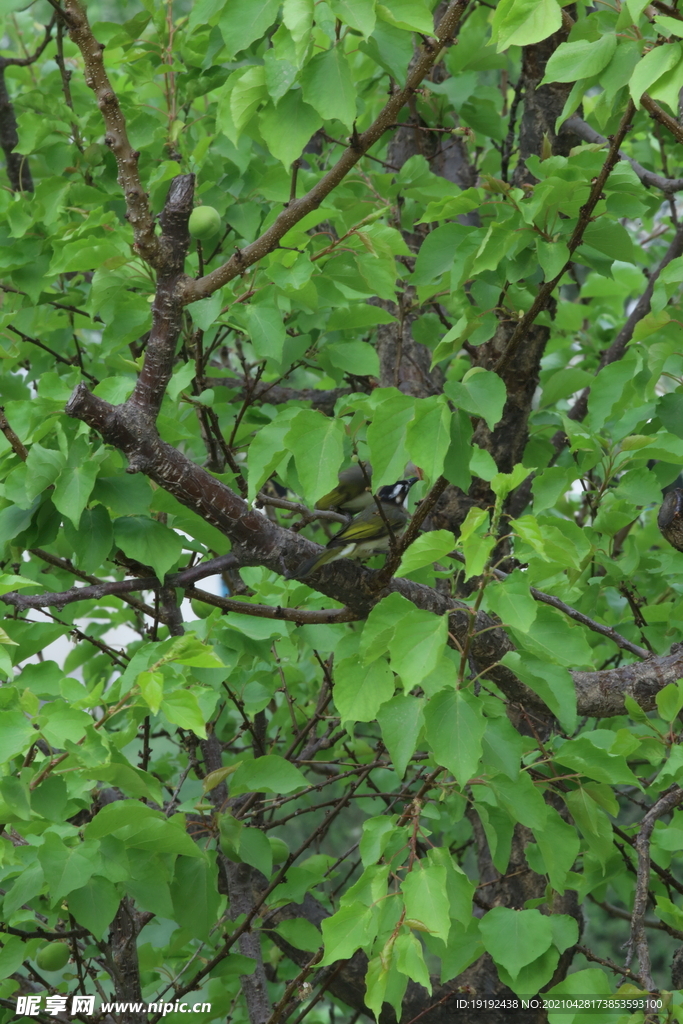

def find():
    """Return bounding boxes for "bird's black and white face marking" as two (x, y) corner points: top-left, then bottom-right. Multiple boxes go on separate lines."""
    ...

(377, 478), (417, 505)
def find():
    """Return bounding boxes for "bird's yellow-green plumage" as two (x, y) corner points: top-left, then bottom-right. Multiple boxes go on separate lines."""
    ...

(295, 478), (416, 578)
(315, 462), (373, 513)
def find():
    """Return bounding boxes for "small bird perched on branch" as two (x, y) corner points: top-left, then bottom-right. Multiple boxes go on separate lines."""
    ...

(314, 462), (373, 513)
(294, 478), (417, 578)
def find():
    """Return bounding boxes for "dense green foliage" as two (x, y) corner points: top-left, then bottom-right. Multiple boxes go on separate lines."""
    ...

(2, 0), (683, 1022)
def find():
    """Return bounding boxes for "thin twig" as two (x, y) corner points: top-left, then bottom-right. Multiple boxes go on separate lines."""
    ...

(450, 552), (649, 659)
(0, 407), (28, 460)
(626, 785), (683, 987)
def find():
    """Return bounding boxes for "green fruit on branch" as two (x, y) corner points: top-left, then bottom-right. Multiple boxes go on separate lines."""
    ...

(36, 942), (70, 972)
(188, 206), (222, 240)
(269, 837), (289, 863)
(190, 598), (213, 619)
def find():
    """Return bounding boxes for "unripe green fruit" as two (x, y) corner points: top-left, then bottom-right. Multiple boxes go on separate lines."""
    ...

(189, 206), (222, 240)
(36, 942), (70, 972)
(191, 598), (212, 619)
(269, 837), (289, 863)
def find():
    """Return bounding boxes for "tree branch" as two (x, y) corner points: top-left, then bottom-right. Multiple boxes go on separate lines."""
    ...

(63, 0), (160, 265)
(565, 115), (683, 193)
(451, 552), (650, 659)
(565, 219), (683, 424)
(641, 94), (683, 148)
(179, 0), (468, 305)
(626, 785), (683, 988)
(65, 382), (683, 720)
(495, 100), (636, 374)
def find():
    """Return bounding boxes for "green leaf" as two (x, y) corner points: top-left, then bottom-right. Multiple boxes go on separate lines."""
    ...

(234, 302), (286, 363)
(68, 876), (120, 939)
(161, 689), (207, 737)
(444, 369), (507, 431)
(0, 937), (30, 980)
(583, 220), (635, 263)
(52, 437), (107, 529)
(394, 930), (431, 992)
(536, 238), (569, 281)
(327, 304), (396, 329)
(259, 91), (323, 167)
(2, 621), (72, 667)
(360, 592), (414, 663)
(301, 48), (357, 129)
(230, 67), (267, 139)
(366, 390), (415, 486)
(424, 689), (485, 786)
(239, 827), (273, 878)
(376, 0), (434, 34)
(170, 855), (221, 940)
(282, 0), (315, 40)
(479, 907), (553, 980)
(24, 443), (65, 501)
(329, 0), (376, 37)
(388, 608), (447, 687)
(484, 572), (537, 632)
(501, 652), (577, 733)
(320, 903), (378, 964)
(335, 655), (395, 726)
(443, 408), (473, 491)
(532, 807), (580, 893)
(509, 604), (593, 669)
(490, 772), (547, 830)
(402, 865), (450, 943)
(413, 223), (463, 285)
(553, 734), (640, 786)
(359, 816), (400, 867)
(113, 515), (183, 580)
(542, 34), (617, 84)
(285, 409), (345, 506)
(492, 0), (562, 51)
(63, 505), (113, 575)
(405, 396), (451, 482)
(231, 755), (307, 795)
(246, 408), (298, 503)
(396, 529), (455, 576)
(630, 42), (681, 107)
(38, 833), (101, 900)
(3, 860), (44, 916)
(564, 788), (614, 866)
(138, 670), (164, 715)
(656, 682), (683, 723)
(219, 0), (281, 57)
(377, 695), (424, 778)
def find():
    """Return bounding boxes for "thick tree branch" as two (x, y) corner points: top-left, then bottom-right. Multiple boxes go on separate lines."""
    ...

(64, 380), (683, 721)
(63, 0), (160, 265)
(207, 376), (355, 416)
(128, 174), (195, 416)
(180, 0), (468, 305)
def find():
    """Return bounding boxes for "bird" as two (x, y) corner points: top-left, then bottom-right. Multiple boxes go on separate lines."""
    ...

(658, 488), (683, 552)
(294, 478), (417, 578)
(315, 462), (373, 513)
